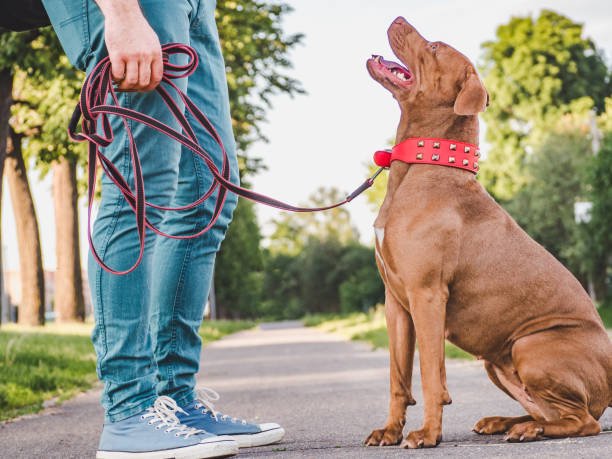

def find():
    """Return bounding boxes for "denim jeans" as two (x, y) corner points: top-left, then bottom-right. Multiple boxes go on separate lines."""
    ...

(43, 0), (238, 422)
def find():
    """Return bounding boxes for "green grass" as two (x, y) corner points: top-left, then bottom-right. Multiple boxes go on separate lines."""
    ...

(0, 329), (97, 421)
(308, 303), (612, 357)
(0, 320), (255, 422)
(304, 306), (474, 360)
(199, 320), (257, 342)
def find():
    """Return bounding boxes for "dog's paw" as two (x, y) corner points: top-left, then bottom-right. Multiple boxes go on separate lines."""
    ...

(504, 421), (544, 442)
(364, 427), (403, 446)
(473, 416), (513, 435)
(400, 428), (441, 449)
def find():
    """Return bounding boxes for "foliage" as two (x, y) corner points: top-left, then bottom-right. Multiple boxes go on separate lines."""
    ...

(214, 198), (264, 319)
(216, 0), (304, 175)
(259, 250), (303, 319)
(505, 123), (590, 280)
(268, 187), (360, 256)
(575, 130), (612, 300)
(338, 244), (384, 314)
(479, 10), (612, 200)
(261, 239), (384, 319)
(10, 29), (85, 174)
(597, 304), (612, 328)
(257, 186), (382, 320)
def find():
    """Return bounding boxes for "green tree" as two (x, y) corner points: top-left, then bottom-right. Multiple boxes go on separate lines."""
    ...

(212, 0), (304, 317)
(216, 0), (304, 174)
(259, 250), (303, 319)
(505, 122), (590, 283)
(576, 103), (612, 303)
(0, 29), (53, 325)
(12, 29), (86, 323)
(268, 187), (359, 256)
(479, 10), (611, 200)
(214, 198), (263, 319)
(338, 244), (384, 313)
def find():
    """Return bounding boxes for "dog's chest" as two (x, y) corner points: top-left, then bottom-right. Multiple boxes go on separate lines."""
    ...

(374, 227), (389, 274)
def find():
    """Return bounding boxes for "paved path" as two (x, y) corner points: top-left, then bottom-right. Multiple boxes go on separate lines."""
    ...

(0, 321), (610, 458)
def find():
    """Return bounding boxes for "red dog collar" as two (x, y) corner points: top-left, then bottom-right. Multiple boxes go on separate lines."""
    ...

(374, 138), (480, 174)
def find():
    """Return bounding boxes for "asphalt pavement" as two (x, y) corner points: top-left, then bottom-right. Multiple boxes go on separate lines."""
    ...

(0, 321), (610, 458)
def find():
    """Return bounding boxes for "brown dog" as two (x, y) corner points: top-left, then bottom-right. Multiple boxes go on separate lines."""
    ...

(364, 17), (612, 449)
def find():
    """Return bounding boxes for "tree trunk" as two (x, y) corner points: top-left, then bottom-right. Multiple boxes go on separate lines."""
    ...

(53, 156), (85, 322)
(5, 128), (45, 326)
(0, 69), (13, 326)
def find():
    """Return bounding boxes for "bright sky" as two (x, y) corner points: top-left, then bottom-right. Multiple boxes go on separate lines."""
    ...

(2, 0), (612, 271)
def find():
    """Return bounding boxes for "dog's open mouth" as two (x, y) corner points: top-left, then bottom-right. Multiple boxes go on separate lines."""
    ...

(370, 55), (413, 87)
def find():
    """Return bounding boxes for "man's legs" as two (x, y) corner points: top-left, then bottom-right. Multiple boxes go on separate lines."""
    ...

(44, 0), (239, 456)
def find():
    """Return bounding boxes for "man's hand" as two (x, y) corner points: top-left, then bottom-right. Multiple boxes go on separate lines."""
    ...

(95, 0), (163, 92)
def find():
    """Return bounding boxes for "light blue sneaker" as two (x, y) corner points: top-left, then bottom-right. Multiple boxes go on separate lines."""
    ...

(179, 388), (285, 448)
(96, 396), (239, 458)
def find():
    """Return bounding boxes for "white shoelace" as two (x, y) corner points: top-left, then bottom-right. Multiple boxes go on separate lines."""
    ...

(194, 387), (248, 425)
(142, 396), (204, 438)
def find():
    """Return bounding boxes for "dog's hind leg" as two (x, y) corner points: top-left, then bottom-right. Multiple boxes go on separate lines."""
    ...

(365, 290), (416, 446)
(474, 361), (533, 434)
(503, 330), (606, 442)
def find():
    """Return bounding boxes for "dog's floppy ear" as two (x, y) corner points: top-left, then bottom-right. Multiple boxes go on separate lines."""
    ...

(454, 69), (488, 116)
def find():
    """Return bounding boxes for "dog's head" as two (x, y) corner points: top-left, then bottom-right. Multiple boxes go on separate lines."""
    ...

(367, 17), (488, 120)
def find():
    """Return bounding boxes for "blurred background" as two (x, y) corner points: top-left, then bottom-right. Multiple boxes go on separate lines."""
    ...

(1, 0), (611, 325)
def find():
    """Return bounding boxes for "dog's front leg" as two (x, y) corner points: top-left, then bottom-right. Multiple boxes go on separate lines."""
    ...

(401, 286), (448, 448)
(365, 290), (416, 446)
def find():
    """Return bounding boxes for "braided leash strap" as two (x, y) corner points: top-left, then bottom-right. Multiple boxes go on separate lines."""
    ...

(69, 43), (378, 274)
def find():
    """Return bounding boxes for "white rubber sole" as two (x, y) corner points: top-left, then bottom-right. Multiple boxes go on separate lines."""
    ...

(96, 436), (238, 459)
(232, 424), (286, 448)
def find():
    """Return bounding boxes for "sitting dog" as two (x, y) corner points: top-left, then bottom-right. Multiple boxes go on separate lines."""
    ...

(364, 17), (611, 449)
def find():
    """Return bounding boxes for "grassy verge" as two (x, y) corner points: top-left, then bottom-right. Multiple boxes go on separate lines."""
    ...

(307, 304), (612, 357)
(0, 320), (255, 422)
(304, 307), (473, 360)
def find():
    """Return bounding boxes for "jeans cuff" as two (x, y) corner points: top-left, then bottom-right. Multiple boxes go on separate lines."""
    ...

(104, 394), (157, 423)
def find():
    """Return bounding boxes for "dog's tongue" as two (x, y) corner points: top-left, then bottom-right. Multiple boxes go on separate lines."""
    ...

(380, 57), (411, 77)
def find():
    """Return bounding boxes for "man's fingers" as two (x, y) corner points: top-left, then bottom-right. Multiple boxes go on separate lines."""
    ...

(111, 58), (126, 83)
(138, 57), (152, 89)
(148, 53), (164, 90)
(120, 60), (140, 90)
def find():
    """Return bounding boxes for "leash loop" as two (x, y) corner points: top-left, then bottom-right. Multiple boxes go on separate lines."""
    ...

(69, 43), (380, 274)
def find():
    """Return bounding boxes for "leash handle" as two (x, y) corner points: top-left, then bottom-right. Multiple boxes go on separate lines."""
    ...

(69, 43), (380, 275)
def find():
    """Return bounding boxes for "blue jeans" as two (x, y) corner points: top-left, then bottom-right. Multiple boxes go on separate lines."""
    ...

(43, 0), (238, 422)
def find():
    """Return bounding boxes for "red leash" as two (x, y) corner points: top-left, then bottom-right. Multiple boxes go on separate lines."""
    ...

(69, 43), (382, 275)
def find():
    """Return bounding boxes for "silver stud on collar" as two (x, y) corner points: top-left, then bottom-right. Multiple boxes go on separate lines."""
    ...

(473, 162), (479, 169)
(432, 154), (440, 161)
(416, 153), (423, 160)
(448, 156), (456, 163)
(433, 142), (440, 149)
(475, 150), (480, 157)
(450, 143), (457, 151)
(417, 140), (424, 147)
(462, 159), (469, 166)
(464, 146), (471, 153)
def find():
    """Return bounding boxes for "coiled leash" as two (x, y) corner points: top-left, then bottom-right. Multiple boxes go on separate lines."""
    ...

(69, 43), (384, 275)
